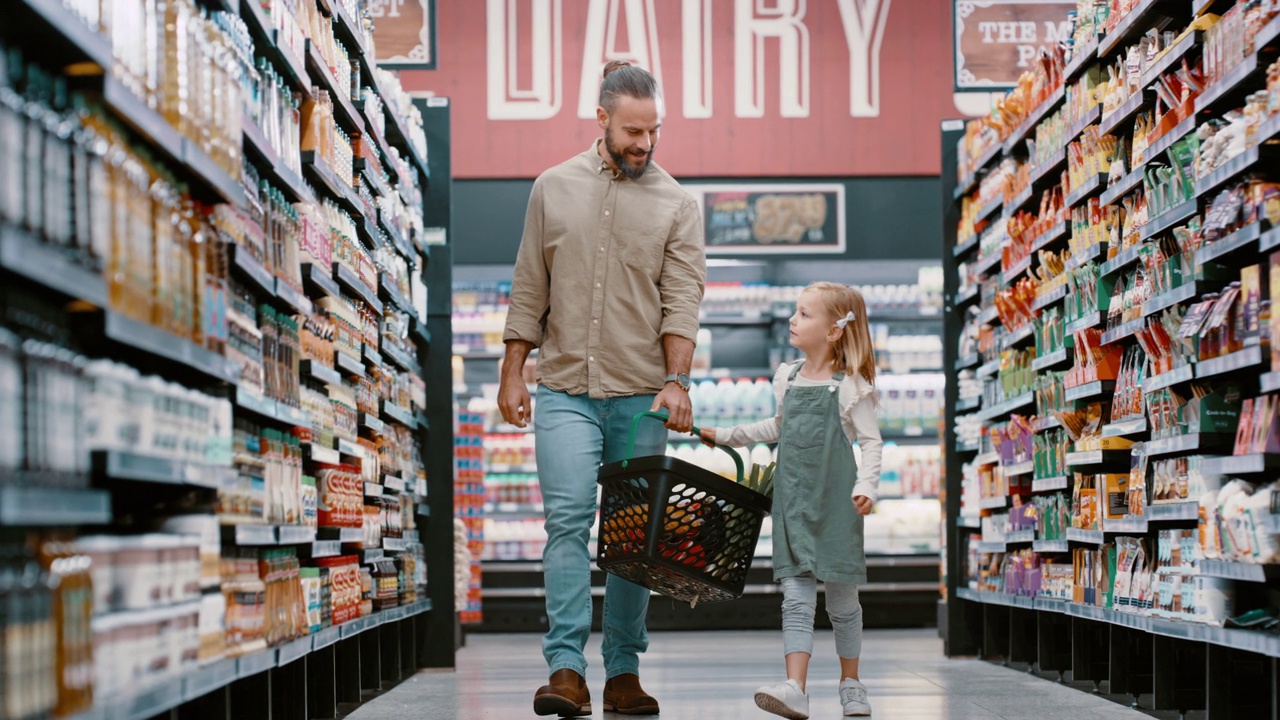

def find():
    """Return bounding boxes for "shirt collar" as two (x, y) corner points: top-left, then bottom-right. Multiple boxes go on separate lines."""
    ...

(586, 138), (622, 179)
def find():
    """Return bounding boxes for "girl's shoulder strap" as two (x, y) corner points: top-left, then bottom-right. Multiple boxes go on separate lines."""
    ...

(786, 361), (804, 381)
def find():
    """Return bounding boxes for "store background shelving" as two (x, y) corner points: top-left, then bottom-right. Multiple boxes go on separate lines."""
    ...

(452, 261), (945, 631)
(0, 1), (454, 718)
(942, 2), (1280, 716)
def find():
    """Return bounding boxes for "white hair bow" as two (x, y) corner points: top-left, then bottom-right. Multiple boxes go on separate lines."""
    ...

(835, 311), (856, 329)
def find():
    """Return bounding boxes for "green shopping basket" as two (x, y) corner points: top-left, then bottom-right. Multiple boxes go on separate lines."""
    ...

(596, 412), (772, 606)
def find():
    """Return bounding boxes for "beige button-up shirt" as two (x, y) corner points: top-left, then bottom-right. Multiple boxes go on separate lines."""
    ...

(503, 141), (707, 398)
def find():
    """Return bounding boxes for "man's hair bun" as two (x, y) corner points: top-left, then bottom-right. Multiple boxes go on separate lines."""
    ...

(602, 60), (632, 79)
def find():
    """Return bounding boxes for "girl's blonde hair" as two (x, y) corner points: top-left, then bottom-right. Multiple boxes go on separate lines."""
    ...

(805, 282), (876, 385)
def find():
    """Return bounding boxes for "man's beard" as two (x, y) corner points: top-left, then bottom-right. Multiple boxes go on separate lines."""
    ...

(605, 132), (654, 180)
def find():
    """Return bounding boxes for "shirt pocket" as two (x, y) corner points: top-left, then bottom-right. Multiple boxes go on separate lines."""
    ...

(619, 228), (668, 278)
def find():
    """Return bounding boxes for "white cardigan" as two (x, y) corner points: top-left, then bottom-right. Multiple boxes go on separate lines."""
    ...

(712, 362), (884, 502)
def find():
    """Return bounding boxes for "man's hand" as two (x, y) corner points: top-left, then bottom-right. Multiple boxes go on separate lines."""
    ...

(853, 495), (874, 516)
(498, 376), (532, 428)
(651, 384), (693, 432)
(498, 340), (535, 428)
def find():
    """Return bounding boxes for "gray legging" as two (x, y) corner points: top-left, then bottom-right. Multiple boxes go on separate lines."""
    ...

(780, 575), (863, 658)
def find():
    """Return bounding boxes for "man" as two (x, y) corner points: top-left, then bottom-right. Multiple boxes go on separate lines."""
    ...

(497, 60), (707, 717)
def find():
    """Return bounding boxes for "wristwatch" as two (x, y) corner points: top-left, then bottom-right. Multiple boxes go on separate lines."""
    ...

(664, 372), (691, 392)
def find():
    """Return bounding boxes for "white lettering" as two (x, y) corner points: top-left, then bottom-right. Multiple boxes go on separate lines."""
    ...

(836, 0), (891, 118)
(1043, 20), (1071, 44)
(735, 0), (810, 119)
(1016, 45), (1037, 67)
(1020, 21), (1036, 42)
(997, 22), (1017, 43)
(578, 0), (664, 118)
(977, 21), (998, 43)
(682, 0), (713, 119)
(367, 0), (405, 19)
(487, 0), (563, 120)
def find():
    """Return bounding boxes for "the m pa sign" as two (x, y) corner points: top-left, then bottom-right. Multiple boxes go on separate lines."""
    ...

(954, 0), (1074, 91)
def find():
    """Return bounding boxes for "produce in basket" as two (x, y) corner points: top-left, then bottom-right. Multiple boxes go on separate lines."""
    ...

(742, 462), (776, 497)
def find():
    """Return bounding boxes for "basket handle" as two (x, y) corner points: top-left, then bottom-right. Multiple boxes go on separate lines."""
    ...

(624, 411), (744, 484)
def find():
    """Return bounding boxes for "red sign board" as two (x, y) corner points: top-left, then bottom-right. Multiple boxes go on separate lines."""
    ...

(398, 0), (964, 179)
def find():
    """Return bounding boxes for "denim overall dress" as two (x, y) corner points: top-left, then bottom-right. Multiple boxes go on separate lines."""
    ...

(771, 363), (867, 585)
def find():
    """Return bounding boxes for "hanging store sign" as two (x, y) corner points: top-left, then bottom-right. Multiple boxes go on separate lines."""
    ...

(689, 184), (846, 256)
(370, 0), (437, 69)
(954, 0), (1074, 90)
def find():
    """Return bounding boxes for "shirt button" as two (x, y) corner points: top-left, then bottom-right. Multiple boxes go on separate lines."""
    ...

(604, 210), (611, 216)
(589, 356), (595, 362)
(596, 283), (601, 288)
(599, 247), (605, 252)
(594, 319), (599, 324)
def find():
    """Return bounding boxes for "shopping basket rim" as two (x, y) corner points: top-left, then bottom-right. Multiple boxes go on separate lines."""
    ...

(597, 454), (772, 514)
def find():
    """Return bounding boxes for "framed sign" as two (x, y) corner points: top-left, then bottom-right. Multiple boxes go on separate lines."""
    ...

(954, 0), (1074, 91)
(370, 0), (437, 69)
(689, 184), (846, 256)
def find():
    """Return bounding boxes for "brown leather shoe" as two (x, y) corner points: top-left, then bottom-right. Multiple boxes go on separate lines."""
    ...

(603, 673), (660, 715)
(533, 669), (592, 717)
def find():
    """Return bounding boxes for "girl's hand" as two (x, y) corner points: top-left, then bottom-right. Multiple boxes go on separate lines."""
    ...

(853, 495), (874, 515)
(698, 427), (717, 447)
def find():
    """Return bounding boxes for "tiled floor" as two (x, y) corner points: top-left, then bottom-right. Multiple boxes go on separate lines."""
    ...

(346, 629), (1151, 719)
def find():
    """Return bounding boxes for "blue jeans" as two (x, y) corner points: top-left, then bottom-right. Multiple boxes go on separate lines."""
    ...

(535, 386), (666, 679)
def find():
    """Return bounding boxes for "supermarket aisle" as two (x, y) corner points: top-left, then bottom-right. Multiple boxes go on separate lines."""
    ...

(347, 629), (1148, 719)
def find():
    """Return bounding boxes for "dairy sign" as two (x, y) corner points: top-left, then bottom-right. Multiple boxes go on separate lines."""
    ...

(953, 0), (1074, 90)
(399, 0), (966, 178)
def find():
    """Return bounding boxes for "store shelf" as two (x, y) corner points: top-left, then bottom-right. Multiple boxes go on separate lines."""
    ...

(318, 526), (364, 543)
(955, 354), (980, 371)
(1065, 311), (1102, 335)
(1262, 371), (1280, 394)
(1065, 380), (1114, 403)
(976, 451), (999, 466)
(956, 284), (980, 306)
(1002, 255), (1032, 286)
(977, 392), (1034, 422)
(1197, 53), (1264, 115)
(335, 351), (365, 379)
(1144, 282), (1199, 317)
(1144, 432), (1231, 458)
(1066, 105), (1102, 143)
(1099, 91), (1151, 137)
(1005, 89), (1066, 153)
(1141, 30), (1202, 91)
(1032, 415), (1062, 433)
(1199, 453), (1280, 477)
(958, 515), (982, 529)
(303, 263), (342, 300)
(1197, 346), (1264, 379)
(1066, 174), (1108, 209)
(1031, 285), (1069, 313)
(1104, 515), (1149, 534)
(1100, 167), (1146, 207)
(1146, 502), (1200, 522)
(382, 401), (416, 428)
(955, 396), (981, 413)
(974, 250), (1002, 277)
(1066, 528), (1105, 544)
(103, 312), (238, 384)
(363, 346), (386, 372)
(360, 413), (387, 436)
(332, 264), (382, 314)
(1033, 539), (1069, 553)
(1143, 363), (1195, 394)
(1001, 323), (1035, 350)
(303, 442), (340, 466)
(1103, 416), (1147, 438)
(275, 279), (313, 316)
(979, 495), (1008, 510)
(952, 235), (979, 258)
(238, 0), (310, 97)
(242, 116), (314, 205)
(94, 451), (232, 490)
(1030, 225), (1071, 258)
(1101, 242), (1147, 277)
(975, 196), (1004, 224)
(1004, 185), (1035, 217)
(977, 304), (999, 326)
(1066, 243), (1106, 271)
(1032, 476), (1070, 493)
(956, 442), (982, 454)
(1065, 36), (1101, 82)
(15, 0), (114, 68)
(1031, 347), (1071, 372)
(1144, 116), (1198, 167)
(1198, 560), (1277, 582)
(0, 486), (111, 527)
(337, 439), (363, 458)
(1143, 199), (1200, 241)
(1198, 148), (1278, 200)
(1001, 461), (1034, 477)
(236, 388), (310, 428)
(1067, 450), (1130, 469)
(1102, 318), (1145, 346)
(1198, 221), (1264, 267)
(0, 224), (108, 307)
(301, 360), (343, 387)
(305, 40), (365, 137)
(977, 358), (1000, 378)
(1027, 149), (1068, 188)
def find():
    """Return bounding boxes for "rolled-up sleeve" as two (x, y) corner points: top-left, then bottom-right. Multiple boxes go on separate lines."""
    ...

(657, 195), (706, 341)
(503, 178), (550, 346)
(849, 398), (883, 503)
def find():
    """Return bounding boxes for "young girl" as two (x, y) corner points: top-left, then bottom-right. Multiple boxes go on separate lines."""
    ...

(701, 282), (882, 719)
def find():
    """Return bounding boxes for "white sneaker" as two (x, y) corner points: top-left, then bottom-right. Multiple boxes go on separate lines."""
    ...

(754, 678), (809, 720)
(839, 677), (872, 716)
